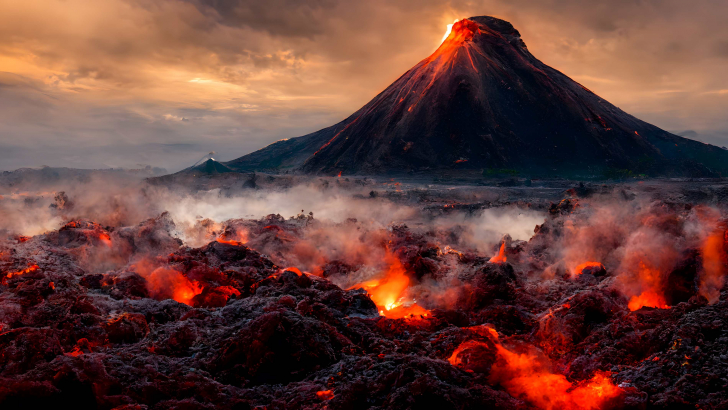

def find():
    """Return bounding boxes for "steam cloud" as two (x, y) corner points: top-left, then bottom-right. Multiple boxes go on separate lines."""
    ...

(1, 173), (726, 314)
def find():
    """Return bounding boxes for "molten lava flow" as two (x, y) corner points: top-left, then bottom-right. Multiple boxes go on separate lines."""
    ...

(131, 259), (203, 305)
(435, 19), (479, 56)
(574, 261), (604, 275)
(97, 232), (112, 247)
(147, 267), (203, 305)
(447, 327), (622, 409)
(384, 303), (430, 319)
(216, 230), (248, 246)
(441, 19), (460, 43)
(448, 339), (493, 367)
(349, 251), (429, 319)
(5, 264), (39, 279)
(489, 243), (507, 263)
(627, 261), (669, 311)
(628, 291), (669, 311)
(285, 267), (303, 275)
(397, 18), (482, 113)
(491, 348), (622, 410)
(699, 228), (727, 304)
(316, 390), (334, 401)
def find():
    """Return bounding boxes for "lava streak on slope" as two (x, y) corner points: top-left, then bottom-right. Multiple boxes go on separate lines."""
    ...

(430, 18), (481, 62)
(4, 264), (39, 280)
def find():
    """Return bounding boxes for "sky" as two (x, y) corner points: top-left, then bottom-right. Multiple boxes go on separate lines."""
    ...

(0, 0), (727, 172)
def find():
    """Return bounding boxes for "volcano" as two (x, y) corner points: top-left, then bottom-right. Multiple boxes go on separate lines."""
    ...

(227, 16), (728, 178)
(183, 158), (234, 175)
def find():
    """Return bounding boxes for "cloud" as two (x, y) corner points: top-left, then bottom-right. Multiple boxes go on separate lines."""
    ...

(0, 0), (727, 170)
(714, 41), (728, 58)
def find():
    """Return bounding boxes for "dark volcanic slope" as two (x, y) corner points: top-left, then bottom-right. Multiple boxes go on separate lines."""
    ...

(226, 16), (728, 178)
(182, 159), (234, 175)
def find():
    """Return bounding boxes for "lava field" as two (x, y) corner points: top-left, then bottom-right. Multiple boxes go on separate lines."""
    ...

(1, 179), (727, 410)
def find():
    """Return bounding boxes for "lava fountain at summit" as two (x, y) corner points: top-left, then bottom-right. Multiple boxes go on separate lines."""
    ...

(441, 19), (461, 43)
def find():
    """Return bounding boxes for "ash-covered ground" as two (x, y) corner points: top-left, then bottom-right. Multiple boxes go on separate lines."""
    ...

(1, 171), (727, 409)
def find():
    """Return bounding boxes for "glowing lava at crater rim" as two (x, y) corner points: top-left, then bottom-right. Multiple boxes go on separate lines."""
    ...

(439, 18), (480, 46)
(441, 19), (460, 43)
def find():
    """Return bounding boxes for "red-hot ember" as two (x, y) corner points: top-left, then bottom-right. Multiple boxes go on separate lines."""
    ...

(491, 347), (622, 410)
(449, 327), (623, 410)
(316, 390), (334, 400)
(5, 264), (39, 279)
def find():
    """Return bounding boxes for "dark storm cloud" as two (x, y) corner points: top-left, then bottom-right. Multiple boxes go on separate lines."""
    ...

(0, 0), (726, 171)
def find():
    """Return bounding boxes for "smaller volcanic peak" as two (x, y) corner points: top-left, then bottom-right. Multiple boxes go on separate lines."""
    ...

(183, 158), (234, 175)
(226, 16), (728, 178)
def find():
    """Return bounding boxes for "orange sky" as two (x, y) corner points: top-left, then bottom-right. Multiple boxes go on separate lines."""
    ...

(0, 0), (726, 171)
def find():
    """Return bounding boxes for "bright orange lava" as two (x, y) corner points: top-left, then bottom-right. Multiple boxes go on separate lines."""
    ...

(699, 228), (727, 303)
(574, 261), (604, 275)
(131, 259), (203, 305)
(216, 230), (248, 246)
(489, 243), (507, 263)
(5, 264), (39, 279)
(97, 232), (112, 247)
(316, 390), (334, 400)
(449, 327), (623, 410)
(627, 261), (670, 311)
(168, 272), (204, 305)
(492, 345), (622, 410)
(349, 251), (429, 319)
(284, 267), (303, 275)
(628, 291), (669, 311)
